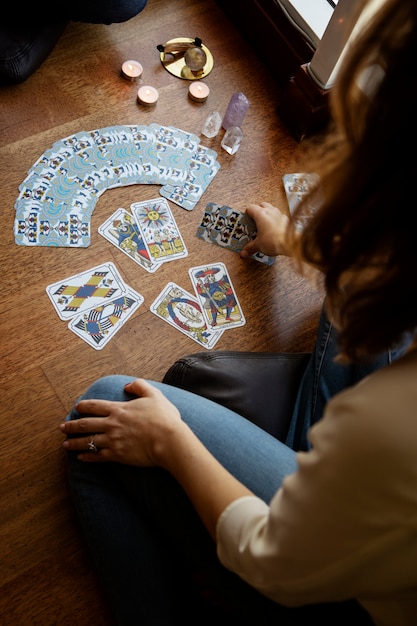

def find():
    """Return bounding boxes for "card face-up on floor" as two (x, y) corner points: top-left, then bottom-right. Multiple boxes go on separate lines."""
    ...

(46, 262), (128, 321)
(68, 286), (144, 350)
(45, 262), (144, 349)
(98, 207), (161, 273)
(150, 282), (223, 349)
(131, 198), (188, 264)
(188, 262), (246, 331)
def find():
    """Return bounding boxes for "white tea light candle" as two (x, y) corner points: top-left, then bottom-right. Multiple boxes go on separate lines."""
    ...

(188, 81), (210, 103)
(121, 60), (143, 81)
(137, 86), (159, 106)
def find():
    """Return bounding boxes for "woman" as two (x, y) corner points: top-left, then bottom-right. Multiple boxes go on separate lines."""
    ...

(60, 1), (417, 624)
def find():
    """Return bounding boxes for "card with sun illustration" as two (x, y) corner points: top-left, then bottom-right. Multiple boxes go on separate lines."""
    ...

(130, 197), (188, 264)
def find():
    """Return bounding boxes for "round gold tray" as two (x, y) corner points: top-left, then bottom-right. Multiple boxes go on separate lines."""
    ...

(159, 37), (214, 80)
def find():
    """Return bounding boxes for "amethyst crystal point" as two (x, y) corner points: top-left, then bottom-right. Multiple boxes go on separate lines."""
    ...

(222, 92), (250, 130)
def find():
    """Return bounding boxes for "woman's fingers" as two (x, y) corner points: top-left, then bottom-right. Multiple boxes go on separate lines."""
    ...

(62, 430), (102, 450)
(240, 202), (290, 258)
(60, 415), (108, 436)
(75, 397), (115, 417)
(59, 379), (182, 466)
(124, 377), (161, 398)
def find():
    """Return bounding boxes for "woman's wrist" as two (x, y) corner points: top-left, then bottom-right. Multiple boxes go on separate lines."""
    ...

(151, 419), (197, 472)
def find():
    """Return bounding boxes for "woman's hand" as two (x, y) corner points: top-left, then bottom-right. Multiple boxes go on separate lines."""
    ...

(240, 202), (291, 258)
(59, 378), (186, 466)
(60, 378), (255, 540)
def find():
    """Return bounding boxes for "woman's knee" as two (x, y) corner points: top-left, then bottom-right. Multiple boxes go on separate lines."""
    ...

(68, 0), (148, 24)
(110, 0), (148, 23)
(0, 21), (67, 86)
(77, 374), (137, 404)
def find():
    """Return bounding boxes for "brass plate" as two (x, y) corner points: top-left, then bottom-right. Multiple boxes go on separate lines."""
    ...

(159, 37), (214, 80)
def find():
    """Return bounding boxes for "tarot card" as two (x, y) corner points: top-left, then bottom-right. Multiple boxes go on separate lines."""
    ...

(16, 177), (53, 209)
(159, 178), (204, 211)
(95, 123), (161, 184)
(98, 208), (160, 273)
(106, 160), (156, 188)
(150, 123), (200, 151)
(68, 286), (144, 350)
(28, 131), (97, 179)
(185, 143), (219, 169)
(130, 125), (160, 183)
(159, 143), (220, 210)
(156, 165), (188, 187)
(74, 126), (157, 187)
(18, 132), (100, 204)
(151, 123), (186, 161)
(176, 128), (201, 155)
(150, 282), (224, 349)
(46, 262), (128, 320)
(54, 130), (98, 157)
(149, 124), (201, 185)
(89, 125), (136, 148)
(160, 162), (221, 211)
(24, 151), (68, 185)
(196, 201), (219, 235)
(282, 173), (320, 229)
(188, 262), (245, 330)
(16, 166), (100, 221)
(14, 204), (91, 248)
(39, 209), (91, 247)
(249, 251), (277, 266)
(196, 203), (276, 266)
(20, 155), (67, 190)
(14, 207), (40, 245)
(197, 203), (256, 250)
(130, 197), (188, 263)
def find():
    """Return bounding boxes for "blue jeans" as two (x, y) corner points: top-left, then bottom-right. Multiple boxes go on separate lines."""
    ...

(0, 1), (148, 85)
(286, 306), (408, 451)
(11, 0), (148, 23)
(66, 0), (148, 24)
(65, 306), (408, 625)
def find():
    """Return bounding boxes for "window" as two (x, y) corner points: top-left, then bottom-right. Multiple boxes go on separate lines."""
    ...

(277, 0), (338, 48)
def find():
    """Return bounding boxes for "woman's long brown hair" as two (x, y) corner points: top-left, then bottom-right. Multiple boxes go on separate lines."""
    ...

(291, 0), (417, 362)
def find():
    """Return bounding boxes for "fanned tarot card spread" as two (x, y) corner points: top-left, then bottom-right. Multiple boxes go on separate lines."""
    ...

(150, 282), (224, 349)
(188, 262), (246, 330)
(196, 202), (276, 266)
(15, 125), (221, 247)
(130, 197), (188, 264)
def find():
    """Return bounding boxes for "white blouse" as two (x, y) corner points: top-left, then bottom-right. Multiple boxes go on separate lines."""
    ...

(216, 348), (417, 626)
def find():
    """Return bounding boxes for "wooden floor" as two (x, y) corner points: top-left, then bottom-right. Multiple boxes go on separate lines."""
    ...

(0, 0), (323, 623)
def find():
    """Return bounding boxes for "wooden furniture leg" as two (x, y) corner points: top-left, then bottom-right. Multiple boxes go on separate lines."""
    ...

(278, 63), (330, 141)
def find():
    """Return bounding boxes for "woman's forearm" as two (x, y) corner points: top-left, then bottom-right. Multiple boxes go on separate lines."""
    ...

(155, 420), (254, 540)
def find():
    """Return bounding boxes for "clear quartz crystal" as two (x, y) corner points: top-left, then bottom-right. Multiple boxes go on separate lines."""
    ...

(221, 126), (243, 155)
(201, 111), (222, 138)
(222, 92), (250, 130)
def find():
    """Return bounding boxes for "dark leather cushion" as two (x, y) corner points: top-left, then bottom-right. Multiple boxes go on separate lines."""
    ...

(163, 351), (310, 441)
(0, 20), (67, 85)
